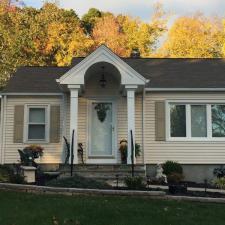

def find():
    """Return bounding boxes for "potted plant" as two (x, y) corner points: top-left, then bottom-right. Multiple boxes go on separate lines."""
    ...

(119, 140), (141, 164)
(18, 145), (44, 183)
(162, 161), (187, 194)
(22, 144), (44, 166)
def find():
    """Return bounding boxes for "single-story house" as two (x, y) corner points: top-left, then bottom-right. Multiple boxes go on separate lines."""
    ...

(1, 45), (225, 183)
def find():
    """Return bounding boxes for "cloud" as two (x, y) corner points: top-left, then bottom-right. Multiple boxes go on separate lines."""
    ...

(24, 0), (225, 21)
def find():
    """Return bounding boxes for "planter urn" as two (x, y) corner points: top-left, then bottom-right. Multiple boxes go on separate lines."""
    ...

(21, 166), (37, 183)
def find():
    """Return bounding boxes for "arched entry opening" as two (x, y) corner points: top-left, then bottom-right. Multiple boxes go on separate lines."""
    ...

(84, 62), (122, 163)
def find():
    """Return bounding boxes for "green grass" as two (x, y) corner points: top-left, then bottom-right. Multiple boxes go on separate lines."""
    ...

(0, 190), (225, 225)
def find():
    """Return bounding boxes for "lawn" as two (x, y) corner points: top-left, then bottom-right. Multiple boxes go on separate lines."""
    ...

(0, 191), (225, 225)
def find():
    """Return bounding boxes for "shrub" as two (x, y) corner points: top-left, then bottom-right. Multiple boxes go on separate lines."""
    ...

(213, 167), (225, 178)
(214, 177), (225, 189)
(124, 176), (145, 190)
(46, 174), (111, 189)
(0, 165), (24, 184)
(0, 166), (11, 182)
(162, 161), (183, 176)
(167, 172), (184, 184)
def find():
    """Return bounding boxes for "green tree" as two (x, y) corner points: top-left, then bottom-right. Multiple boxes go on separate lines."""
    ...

(82, 8), (102, 34)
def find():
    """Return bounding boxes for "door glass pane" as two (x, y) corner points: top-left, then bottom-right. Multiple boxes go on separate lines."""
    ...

(170, 104), (186, 137)
(29, 108), (45, 123)
(191, 105), (207, 137)
(91, 103), (112, 155)
(212, 105), (225, 137)
(28, 125), (45, 140)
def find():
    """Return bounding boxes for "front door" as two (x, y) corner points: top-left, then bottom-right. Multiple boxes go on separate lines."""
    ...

(88, 100), (117, 163)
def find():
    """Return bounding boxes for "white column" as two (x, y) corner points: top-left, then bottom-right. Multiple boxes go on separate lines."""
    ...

(126, 85), (137, 164)
(68, 85), (80, 164)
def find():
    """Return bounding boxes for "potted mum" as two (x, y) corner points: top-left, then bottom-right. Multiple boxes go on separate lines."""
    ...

(18, 145), (44, 183)
(119, 139), (141, 164)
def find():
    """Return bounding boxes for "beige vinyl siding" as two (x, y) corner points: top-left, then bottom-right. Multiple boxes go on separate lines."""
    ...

(3, 96), (63, 164)
(144, 92), (225, 164)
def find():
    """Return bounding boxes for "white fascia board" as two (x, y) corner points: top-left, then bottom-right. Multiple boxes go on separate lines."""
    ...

(145, 88), (225, 92)
(59, 45), (148, 85)
(1, 93), (63, 96)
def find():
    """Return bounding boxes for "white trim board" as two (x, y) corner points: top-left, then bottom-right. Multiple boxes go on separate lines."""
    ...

(23, 104), (50, 144)
(86, 99), (118, 164)
(59, 45), (148, 86)
(146, 88), (225, 92)
(1, 93), (63, 96)
(165, 100), (225, 142)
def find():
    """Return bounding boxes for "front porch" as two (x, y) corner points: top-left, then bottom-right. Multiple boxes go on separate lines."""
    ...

(59, 45), (148, 165)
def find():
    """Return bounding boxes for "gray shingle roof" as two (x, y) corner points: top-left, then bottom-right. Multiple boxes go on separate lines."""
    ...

(3, 58), (225, 93)
(123, 58), (225, 88)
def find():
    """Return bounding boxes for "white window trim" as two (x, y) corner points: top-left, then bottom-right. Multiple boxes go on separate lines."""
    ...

(166, 100), (225, 142)
(24, 104), (50, 144)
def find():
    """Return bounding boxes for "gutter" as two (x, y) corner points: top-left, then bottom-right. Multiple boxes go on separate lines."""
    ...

(1, 92), (64, 96)
(145, 88), (225, 92)
(0, 95), (5, 164)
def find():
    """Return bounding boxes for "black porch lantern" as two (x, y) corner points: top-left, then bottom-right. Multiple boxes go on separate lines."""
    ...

(99, 66), (106, 88)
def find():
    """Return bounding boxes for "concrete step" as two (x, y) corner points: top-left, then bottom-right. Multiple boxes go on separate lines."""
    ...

(59, 164), (146, 180)
(60, 164), (146, 172)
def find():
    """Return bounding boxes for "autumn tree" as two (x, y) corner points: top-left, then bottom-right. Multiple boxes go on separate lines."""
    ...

(221, 20), (225, 57)
(92, 15), (128, 56)
(158, 14), (223, 58)
(92, 3), (167, 57)
(0, 2), (94, 88)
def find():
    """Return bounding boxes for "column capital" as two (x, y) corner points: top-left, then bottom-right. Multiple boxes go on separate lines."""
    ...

(68, 84), (81, 90)
(125, 85), (138, 90)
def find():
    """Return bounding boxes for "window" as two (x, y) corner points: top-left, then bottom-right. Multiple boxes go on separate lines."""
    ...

(26, 106), (49, 142)
(212, 105), (225, 137)
(168, 102), (225, 140)
(191, 105), (207, 137)
(170, 104), (186, 137)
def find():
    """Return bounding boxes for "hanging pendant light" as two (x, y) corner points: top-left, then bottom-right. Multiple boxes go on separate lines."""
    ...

(99, 66), (106, 88)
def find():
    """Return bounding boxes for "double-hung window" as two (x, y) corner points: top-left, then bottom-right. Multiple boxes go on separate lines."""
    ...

(168, 102), (225, 140)
(25, 105), (49, 142)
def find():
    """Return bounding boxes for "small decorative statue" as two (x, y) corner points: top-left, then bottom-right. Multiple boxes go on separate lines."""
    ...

(156, 164), (167, 183)
(119, 139), (128, 164)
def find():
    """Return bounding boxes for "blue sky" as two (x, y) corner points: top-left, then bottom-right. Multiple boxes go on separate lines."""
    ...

(24, 0), (225, 21)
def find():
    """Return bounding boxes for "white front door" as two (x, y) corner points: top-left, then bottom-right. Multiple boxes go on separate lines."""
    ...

(88, 100), (117, 163)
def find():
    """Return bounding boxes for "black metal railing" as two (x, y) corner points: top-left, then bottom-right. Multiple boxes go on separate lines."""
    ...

(70, 129), (75, 177)
(130, 129), (135, 177)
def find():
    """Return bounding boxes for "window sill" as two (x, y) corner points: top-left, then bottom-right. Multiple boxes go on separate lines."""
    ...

(24, 140), (49, 144)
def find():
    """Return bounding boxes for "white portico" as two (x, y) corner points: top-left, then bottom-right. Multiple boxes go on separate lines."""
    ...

(58, 45), (148, 164)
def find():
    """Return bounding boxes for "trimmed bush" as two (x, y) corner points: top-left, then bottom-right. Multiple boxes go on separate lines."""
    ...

(124, 176), (145, 190)
(46, 174), (111, 189)
(214, 177), (225, 189)
(162, 161), (183, 176)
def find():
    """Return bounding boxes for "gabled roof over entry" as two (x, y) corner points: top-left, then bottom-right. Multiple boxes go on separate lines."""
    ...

(58, 45), (148, 86)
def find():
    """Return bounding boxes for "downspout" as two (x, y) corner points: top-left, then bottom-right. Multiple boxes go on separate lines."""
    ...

(142, 88), (145, 165)
(0, 95), (6, 165)
(0, 95), (3, 164)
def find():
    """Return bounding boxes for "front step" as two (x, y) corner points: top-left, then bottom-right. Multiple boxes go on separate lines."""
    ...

(59, 164), (146, 181)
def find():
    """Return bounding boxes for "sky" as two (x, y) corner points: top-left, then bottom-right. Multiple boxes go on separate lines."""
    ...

(23, 0), (225, 21)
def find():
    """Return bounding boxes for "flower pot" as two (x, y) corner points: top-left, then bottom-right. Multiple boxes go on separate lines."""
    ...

(168, 184), (187, 194)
